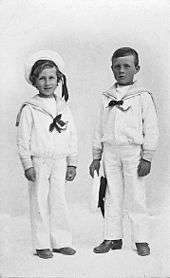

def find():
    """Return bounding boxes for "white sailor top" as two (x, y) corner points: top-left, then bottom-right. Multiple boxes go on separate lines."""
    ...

(16, 94), (78, 170)
(92, 81), (159, 161)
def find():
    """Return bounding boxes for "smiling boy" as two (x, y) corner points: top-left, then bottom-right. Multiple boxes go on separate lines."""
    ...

(89, 47), (159, 256)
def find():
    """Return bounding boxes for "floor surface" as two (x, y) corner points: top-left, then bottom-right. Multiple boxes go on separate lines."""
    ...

(0, 203), (170, 278)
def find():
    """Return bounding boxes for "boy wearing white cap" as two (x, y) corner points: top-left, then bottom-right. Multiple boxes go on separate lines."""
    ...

(89, 47), (159, 256)
(16, 50), (78, 259)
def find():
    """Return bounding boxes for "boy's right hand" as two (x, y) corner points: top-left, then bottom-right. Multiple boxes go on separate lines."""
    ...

(89, 159), (100, 178)
(25, 167), (36, 182)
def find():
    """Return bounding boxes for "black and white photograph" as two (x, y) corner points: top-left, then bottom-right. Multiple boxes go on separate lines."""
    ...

(0, 0), (170, 277)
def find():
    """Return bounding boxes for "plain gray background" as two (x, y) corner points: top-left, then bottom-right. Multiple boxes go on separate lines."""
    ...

(0, 0), (170, 217)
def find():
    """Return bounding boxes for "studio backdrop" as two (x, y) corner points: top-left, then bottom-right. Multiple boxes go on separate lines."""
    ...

(0, 0), (169, 216)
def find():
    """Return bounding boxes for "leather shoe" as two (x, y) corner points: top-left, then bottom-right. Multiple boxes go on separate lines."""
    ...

(93, 239), (122, 253)
(52, 247), (76, 255)
(135, 242), (150, 256)
(36, 249), (53, 259)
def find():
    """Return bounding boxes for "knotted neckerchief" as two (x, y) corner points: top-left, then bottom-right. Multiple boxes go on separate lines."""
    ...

(107, 99), (130, 111)
(108, 99), (124, 107)
(49, 113), (68, 133)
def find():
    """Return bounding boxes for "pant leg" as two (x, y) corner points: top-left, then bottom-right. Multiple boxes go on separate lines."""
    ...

(122, 146), (149, 243)
(103, 144), (124, 240)
(49, 157), (73, 248)
(28, 157), (51, 250)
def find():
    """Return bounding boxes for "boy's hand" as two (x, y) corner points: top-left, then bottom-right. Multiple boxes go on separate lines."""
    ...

(89, 159), (100, 178)
(137, 158), (151, 177)
(25, 167), (36, 182)
(66, 166), (76, 181)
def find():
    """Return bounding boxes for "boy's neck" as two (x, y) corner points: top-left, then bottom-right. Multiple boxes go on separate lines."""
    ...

(117, 81), (134, 87)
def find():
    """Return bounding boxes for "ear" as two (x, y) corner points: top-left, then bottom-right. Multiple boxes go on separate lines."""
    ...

(135, 65), (140, 73)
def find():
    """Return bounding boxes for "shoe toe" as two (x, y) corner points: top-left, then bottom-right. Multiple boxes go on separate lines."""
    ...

(93, 240), (122, 253)
(136, 243), (150, 256)
(53, 247), (76, 255)
(36, 249), (53, 259)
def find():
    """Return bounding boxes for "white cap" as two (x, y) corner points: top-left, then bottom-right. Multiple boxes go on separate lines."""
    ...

(24, 50), (65, 85)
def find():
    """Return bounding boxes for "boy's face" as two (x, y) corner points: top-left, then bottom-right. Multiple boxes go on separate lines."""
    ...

(35, 67), (58, 97)
(111, 55), (140, 85)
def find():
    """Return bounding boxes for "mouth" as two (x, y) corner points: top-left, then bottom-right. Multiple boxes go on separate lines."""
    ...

(44, 87), (53, 90)
(118, 76), (126, 79)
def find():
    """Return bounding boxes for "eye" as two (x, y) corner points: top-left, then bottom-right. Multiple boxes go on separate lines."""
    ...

(124, 64), (130, 68)
(39, 77), (45, 81)
(114, 65), (121, 69)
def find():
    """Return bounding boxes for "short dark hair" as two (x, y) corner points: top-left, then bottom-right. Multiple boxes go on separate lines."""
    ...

(111, 47), (139, 67)
(29, 59), (69, 101)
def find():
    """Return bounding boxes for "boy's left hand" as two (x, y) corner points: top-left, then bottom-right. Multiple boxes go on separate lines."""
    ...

(137, 158), (151, 177)
(66, 166), (77, 181)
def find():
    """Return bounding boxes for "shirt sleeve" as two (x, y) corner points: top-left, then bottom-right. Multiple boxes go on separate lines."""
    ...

(16, 105), (33, 170)
(92, 98), (104, 160)
(141, 92), (159, 161)
(66, 106), (78, 166)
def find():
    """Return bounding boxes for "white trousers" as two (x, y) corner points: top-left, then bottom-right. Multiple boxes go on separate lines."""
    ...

(28, 157), (72, 250)
(103, 144), (149, 243)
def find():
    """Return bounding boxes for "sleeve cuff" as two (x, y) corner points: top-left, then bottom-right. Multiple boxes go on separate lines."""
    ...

(142, 150), (155, 162)
(19, 156), (33, 170)
(92, 147), (102, 160)
(67, 156), (77, 167)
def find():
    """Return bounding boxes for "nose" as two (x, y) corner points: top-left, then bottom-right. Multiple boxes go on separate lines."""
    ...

(119, 66), (125, 73)
(45, 78), (51, 86)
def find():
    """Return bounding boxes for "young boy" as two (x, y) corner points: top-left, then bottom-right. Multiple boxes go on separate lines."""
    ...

(16, 50), (78, 259)
(89, 47), (159, 256)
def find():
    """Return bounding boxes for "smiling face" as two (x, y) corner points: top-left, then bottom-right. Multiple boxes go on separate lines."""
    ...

(35, 67), (58, 97)
(111, 55), (140, 85)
